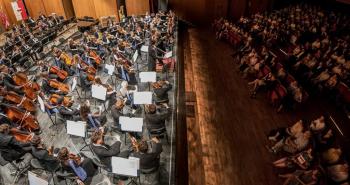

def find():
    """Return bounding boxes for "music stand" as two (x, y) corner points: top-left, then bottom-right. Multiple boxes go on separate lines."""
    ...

(111, 157), (141, 185)
(139, 71), (156, 91)
(91, 84), (108, 112)
(119, 116), (143, 144)
(66, 120), (92, 153)
(140, 45), (149, 65)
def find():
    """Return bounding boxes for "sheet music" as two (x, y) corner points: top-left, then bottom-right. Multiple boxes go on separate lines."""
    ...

(67, 120), (86, 138)
(71, 77), (77, 91)
(37, 95), (45, 112)
(132, 51), (139, 63)
(119, 116), (143, 132)
(111, 157), (139, 177)
(163, 51), (173, 59)
(139, 72), (157, 83)
(105, 64), (115, 75)
(28, 171), (48, 185)
(92, 85), (107, 101)
(133, 92), (153, 104)
(141, 45), (149, 52)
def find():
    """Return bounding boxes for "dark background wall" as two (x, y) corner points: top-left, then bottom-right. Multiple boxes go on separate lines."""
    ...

(168, 0), (349, 25)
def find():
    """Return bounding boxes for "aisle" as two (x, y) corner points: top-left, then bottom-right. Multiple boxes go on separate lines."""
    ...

(186, 28), (295, 185)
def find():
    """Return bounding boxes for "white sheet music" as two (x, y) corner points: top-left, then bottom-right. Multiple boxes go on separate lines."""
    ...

(37, 95), (45, 112)
(163, 51), (173, 59)
(132, 51), (139, 63)
(139, 72), (157, 83)
(111, 157), (139, 177)
(119, 116), (143, 132)
(141, 45), (149, 52)
(28, 171), (48, 185)
(105, 64), (115, 75)
(67, 120), (86, 138)
(92, 85), (107, 101)
(71, 77), (78, 91)
(133, 92), (153, 104)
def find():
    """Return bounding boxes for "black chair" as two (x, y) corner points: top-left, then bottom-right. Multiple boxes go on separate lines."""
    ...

(148, 126), (169, 144)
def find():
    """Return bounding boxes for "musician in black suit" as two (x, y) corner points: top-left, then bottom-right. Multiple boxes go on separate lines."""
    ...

(145, 104), (170, 131)
(131, 137), (163, 171)
(0, 72), (23, 95)
(90, 130), (129, 169)
(0, 124), (32, 163)
(152, 80), (172, 104)
(30, 136), (60, 172)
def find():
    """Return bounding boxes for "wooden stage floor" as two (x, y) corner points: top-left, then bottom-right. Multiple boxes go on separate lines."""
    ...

(183, 28), (350, 185)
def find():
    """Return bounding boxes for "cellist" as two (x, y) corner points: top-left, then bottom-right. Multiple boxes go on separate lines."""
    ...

(0, 71), (23, 95)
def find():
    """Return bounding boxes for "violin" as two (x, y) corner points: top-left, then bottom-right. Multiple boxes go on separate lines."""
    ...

(10, 127), (34, 143)
(69, 153), (82, 164)
(1, 90), (36, 112)
(48, 79), (70, 94)
(13, 72), (40, 100)
(50, 66), (68, 81)
(74, 55), (97, 75)
(89, 50), (102, 65)
(4, 104), (40, 132)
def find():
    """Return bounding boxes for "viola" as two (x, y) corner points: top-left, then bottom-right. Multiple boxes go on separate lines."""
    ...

(2, 91), (36, 112)
(48, 79), (70, 94)
(4, 104), (40, 132)
(10, 128), (34, 143)
(50, 66), (68, 81)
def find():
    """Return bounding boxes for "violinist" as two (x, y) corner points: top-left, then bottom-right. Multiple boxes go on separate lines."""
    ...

(58, 147), (98, 185)
(152, 80), (172, 104)
(94, 76), (116, 101)
(130, 137), (162, 173)
(90, 130), (130, 169)
(110, 99), (133, 131)
(30, 136), (60, 172)
(79, 100), (107, 129)
(145, 104), (170, 132)
(0, 124), (32, 164)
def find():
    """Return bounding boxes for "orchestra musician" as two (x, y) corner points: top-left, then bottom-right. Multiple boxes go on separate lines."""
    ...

(90, 130), (130, 169)
(130, 137), (163, 173)
(30, 136), (60, 172)
(145, 104), (170, 132)
(79, 100), (107, 129)
(58, 147), (98, 185)
(0, 124), (32, 164)
(0, 72), (24, 95)
(152, 80), (172, 104)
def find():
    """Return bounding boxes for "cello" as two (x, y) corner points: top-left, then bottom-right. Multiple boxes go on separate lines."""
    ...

(10, 128), (34, 143)
(0, 90), (36, 113)
(3, 104), (40, 132)
(48, 79), (70, 94)
(89, 50), (102, 65)
(12, 72), (40, 100)
(50, 66), (68, 81)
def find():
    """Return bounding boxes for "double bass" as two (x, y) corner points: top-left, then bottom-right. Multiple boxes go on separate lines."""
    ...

(48, 79), (70, 94)
(4, 104), (40, 132)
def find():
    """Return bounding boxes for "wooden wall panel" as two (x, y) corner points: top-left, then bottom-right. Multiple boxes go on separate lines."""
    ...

(62, 0), (75, 19)
(42, 0), (65, 17)
(125, 0), (150, 16)
(72, 0), (96, 18)
(24, 0), (46, 19)
(93, 0), (118, 18)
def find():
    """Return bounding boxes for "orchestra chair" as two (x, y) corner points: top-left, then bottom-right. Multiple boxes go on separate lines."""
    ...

(45, 107), (64, 131)
(30, 158), (61, 185)
(148, 126), (169, 144)
(140, 166), (160, 185)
